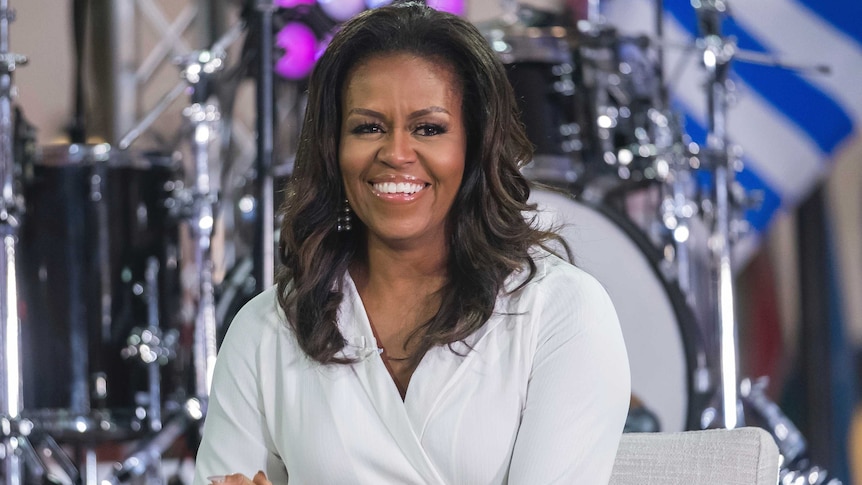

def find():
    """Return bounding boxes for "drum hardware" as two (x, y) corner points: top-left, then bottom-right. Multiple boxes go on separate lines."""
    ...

(16, 427), (82, 483)
(689, 0), (801, 433)
(741, 377), (842, 485)
(685, 10), (843, 483)
(120, 258), (180, 435)
(116, 21), (245, 152)
(0, 0), (29, 482)
(570, 21), (667, 186)
(163, 51), (224, 412)
(102, 397), (205, 485)
(683, 0), (746, 432)
(643, 109), (704, 309)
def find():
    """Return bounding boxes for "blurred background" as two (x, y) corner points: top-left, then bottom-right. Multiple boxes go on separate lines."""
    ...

(6, 0), (861, 483)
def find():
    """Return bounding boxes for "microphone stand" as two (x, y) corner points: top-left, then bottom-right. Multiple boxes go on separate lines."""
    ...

(0, 1), (30, 483)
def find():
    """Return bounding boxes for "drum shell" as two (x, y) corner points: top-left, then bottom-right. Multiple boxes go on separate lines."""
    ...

(486, 26), (587, 187)
(19, 145), (181, 426)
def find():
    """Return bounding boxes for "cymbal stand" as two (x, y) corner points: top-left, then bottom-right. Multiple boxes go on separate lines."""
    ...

(0, 1), (31, 483)
(117, 21), (244, 151)
(178, 48), (224, 404)
(106, 47), (224, 485)
(649, 107), (715, 412)
(692, 0), (743, 429)
(118, 22), (243, 400)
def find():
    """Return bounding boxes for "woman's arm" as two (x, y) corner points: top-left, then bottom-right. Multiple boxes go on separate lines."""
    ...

(193, 292), (289, 485)
(508, 267), (631, 484)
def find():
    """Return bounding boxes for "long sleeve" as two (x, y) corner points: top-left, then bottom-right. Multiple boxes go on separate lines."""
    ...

(507, 265), (631, 484)
(193, 290), (289, 485)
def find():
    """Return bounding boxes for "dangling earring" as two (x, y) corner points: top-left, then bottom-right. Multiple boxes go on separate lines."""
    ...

(337, 199), (352, 232)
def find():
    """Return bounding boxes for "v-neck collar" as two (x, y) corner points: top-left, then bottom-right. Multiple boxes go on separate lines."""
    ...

(339, 273), (506, 433)
(336, 274), (446, 484)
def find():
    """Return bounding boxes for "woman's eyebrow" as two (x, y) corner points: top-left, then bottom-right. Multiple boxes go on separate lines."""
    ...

(346, 106), (451, 120)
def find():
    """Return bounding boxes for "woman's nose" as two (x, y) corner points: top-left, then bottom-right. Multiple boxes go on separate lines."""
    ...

(378, 130), (416, 167)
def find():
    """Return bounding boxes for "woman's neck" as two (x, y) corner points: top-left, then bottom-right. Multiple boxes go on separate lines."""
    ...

(355, 235), (449, 294)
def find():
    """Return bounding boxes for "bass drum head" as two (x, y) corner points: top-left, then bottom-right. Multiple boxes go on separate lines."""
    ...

(529, 188), (706, 432)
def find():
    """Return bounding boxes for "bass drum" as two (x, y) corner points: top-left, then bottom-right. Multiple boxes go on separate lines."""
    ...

(529, 188), (712, 432)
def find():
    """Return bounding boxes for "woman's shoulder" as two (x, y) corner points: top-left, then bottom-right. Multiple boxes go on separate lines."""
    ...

(515, 250), (619, 333)
(220, 286), (287, 353)
(514, 248), (608, 298)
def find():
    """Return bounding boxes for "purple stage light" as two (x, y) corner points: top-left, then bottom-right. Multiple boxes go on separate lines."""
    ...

(318, 0), (366, 22)
(275, 22), (317, 79)
(426, 0), (464, 15)
(274, 0), (314, 7)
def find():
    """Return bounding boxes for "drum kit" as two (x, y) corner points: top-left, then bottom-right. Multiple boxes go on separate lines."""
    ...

(0, 0), (843, 484)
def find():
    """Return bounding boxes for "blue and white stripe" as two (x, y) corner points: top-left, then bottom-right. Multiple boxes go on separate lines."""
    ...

(604, 0), (861, 232)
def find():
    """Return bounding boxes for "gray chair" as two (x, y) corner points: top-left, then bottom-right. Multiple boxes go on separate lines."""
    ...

(609, 427), (780, 485)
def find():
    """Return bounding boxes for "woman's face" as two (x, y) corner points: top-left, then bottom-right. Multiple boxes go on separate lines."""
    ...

(339, 53), (466, 251)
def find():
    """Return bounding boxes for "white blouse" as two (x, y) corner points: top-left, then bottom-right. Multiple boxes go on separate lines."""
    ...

(193, 253), (630, 485)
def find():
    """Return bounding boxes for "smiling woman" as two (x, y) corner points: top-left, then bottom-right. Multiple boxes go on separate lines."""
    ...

(340, 53), (466, 254)
(193, 3), (630, 485)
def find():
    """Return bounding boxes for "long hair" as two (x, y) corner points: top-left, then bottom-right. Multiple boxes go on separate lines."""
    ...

(276, 2), (568, 364)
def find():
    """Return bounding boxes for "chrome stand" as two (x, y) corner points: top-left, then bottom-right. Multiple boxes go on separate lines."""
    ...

(692, 0), (744, 430)
(178, 50), (224, 401)
(0, 1), (29, 482)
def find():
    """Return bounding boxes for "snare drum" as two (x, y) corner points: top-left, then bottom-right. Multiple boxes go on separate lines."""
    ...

(19, 144), (181, 439)
(529, 188), (713, 431)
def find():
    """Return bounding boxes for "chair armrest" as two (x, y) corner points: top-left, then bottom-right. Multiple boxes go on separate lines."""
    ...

(609, 427), (780, 485)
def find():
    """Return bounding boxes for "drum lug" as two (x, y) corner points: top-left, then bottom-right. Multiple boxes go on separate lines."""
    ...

(89, 173), (102, 202)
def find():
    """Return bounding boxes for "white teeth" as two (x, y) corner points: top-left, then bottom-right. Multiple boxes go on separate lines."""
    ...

(372, 182), (425, 194)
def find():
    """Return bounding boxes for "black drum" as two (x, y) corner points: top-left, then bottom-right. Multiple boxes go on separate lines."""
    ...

(485, 24), (667, 188)
(19, 144), (182, 439)
(485, 25), (588, 187)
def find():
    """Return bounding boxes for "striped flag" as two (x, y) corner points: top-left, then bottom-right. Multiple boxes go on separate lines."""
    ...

(603, 0), (861, 233)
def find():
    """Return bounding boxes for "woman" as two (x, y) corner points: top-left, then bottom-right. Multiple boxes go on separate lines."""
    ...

(194, 3), (629, 484)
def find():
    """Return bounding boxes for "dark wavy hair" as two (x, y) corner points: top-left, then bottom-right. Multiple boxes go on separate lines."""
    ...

(276, 1), (568, 365)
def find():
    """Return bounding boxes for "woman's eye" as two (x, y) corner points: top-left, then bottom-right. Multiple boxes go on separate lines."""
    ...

(352, 123), (383, 134)
(416, 124), (446, 136)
